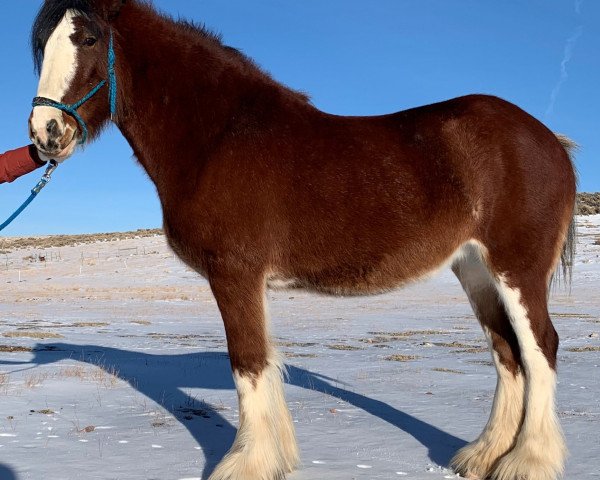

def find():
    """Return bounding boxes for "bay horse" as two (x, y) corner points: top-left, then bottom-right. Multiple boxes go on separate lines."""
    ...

(28, 1), (576, 479)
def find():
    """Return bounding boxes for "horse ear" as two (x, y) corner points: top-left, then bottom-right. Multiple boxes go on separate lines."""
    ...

(99, 0), (127, 20)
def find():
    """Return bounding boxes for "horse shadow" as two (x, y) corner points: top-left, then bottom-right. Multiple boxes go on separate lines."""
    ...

(0, 343), (466, 479)
(0, 465), (18, 480)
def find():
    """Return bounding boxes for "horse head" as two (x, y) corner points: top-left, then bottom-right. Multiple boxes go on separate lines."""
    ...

(29, 0), (125, 161)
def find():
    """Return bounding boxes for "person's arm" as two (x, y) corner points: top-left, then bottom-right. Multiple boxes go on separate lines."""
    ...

(0, 145), (47, 184)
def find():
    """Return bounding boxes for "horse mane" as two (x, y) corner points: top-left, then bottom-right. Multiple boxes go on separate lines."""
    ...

(31, 0), (311, 104)
(146, 7), (311, 104)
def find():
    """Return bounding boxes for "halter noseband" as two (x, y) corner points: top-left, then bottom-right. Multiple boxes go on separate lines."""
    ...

(32, 31), (118, 145)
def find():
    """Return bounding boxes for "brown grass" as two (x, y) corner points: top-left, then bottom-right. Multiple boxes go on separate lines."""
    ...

(71, 322), (110, 328)
(57, 365), (120, 388)
(327, 344), (363, 351)
(359, 336), (396, 344)
(551, 312), (593, 318)
(566, 346), (600, 352)
(275, 341), (318, 348)
(283, 352), (319, 358)
(468, 360), (494, 367)
(433, 341), (482, 349)
(59, 366), (87, 379)
(432, 367), (465, 374)
(452, 347), (488, 354)
(90, 366), (120, 388)
(25, 372), (50, 388)
(3, 331), (63, 339)
(368, 330), (448, 338)
(0, 345), (33, 353)
(384, 354), (420, 362)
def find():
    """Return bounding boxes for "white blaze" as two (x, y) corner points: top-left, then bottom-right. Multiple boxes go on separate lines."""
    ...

(31, 10), (78, 145)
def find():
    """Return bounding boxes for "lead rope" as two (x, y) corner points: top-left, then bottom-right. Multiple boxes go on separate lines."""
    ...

(0, 160), (58, 233)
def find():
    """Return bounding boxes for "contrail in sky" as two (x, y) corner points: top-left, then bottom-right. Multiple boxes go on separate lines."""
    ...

(545, 25), (583, 118)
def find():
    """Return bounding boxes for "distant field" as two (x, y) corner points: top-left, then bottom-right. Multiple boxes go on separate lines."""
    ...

(0, 228), (162, 254)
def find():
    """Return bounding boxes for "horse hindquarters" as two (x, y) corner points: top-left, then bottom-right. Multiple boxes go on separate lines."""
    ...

(208, 271), (299, 480)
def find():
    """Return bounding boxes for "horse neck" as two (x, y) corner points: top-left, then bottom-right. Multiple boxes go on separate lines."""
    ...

(112, 3), (302, 191)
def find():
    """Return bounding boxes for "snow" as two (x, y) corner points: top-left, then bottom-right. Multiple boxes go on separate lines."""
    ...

(0, 217), (599, 480)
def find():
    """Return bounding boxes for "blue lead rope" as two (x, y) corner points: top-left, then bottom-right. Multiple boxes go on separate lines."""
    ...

(0, 161), (59, 233)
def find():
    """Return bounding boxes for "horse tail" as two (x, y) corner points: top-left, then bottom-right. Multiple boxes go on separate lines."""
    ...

(554, 134), (578, 288)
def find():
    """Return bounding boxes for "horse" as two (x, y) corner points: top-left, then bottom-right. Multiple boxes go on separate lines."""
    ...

(28, 1), (577, 479)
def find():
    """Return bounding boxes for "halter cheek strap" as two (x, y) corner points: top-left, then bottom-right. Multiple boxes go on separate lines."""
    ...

(32, 31), (118, 145)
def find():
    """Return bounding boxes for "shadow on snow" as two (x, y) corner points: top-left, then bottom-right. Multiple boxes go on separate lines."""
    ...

(1, 344), (466, 479)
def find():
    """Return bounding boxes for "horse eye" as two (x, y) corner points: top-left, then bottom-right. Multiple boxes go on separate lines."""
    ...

(83, 37), (97, 47)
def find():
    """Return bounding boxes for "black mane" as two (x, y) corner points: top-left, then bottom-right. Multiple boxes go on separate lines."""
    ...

(31, 0), (93, 74)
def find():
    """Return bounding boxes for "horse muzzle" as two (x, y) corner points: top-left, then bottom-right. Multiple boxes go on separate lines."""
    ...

(29, 107), (78, 160)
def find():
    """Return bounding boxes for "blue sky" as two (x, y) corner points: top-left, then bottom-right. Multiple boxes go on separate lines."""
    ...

(1, 1), (598, 235)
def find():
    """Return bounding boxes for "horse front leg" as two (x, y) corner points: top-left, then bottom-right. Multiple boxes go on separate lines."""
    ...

(208, 271), (299, 480)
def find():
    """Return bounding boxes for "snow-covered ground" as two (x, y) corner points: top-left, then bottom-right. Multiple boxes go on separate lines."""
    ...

(0, 217), (598, 480)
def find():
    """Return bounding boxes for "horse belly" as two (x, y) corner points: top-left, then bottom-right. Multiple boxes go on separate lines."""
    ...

(271, 242), (464, 296)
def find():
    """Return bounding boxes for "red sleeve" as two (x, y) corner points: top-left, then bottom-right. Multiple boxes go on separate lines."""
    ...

(0, 145), (46, 184)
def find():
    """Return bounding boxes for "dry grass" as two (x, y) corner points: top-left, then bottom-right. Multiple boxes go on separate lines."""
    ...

(384, 354), (420, 362)
(577, 192), (600, 215)
(452, 347), (488, 354)
(327, 344), (363, 351)
(368, 330), (448, 338)
(275, 341), (318, 348)
(552, 312), (593, 318)
(566, 346), (600, 352)
(359, 336), (396, 344)
(70, 322), (110, 328)
(468, 360), (494, 367)
(3, 331), (63, 339)
(432, 367), (465, 374)
(432, 341), (482, 349)
(24, 372), (50, 388)
(283, 352), (319, 358)
(130, 320), (152, 325)
(0, 345), (33, 353)
(59, 366), (87, 379)
(57, 365), (120, 388)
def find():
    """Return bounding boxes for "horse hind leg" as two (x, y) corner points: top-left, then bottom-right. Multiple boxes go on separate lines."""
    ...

(208, 272), (299, 480)
(490, 272), (566, 480)
(450, 244), (525, 480)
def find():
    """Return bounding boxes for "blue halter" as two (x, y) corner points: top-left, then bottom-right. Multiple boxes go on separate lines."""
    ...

(32, 31), (118, 145)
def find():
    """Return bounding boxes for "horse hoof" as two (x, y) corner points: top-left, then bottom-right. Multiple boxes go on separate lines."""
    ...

(451, 441), (503, 480)
(207, 449), (288, 480)
(490, 449), (563, 480)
